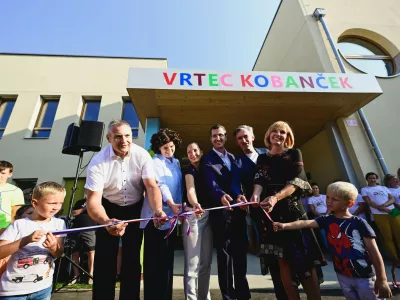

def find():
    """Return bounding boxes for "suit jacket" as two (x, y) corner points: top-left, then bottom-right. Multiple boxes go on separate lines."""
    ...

(236, 148), (269, 199)
(201, 149), (242, 208)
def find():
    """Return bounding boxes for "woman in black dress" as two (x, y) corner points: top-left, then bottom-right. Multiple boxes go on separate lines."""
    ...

(251, 121), (325, 300)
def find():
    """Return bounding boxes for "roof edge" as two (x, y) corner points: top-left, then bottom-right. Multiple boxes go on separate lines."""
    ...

(252, 0), (283, 71)
(0, 52), (167, 61)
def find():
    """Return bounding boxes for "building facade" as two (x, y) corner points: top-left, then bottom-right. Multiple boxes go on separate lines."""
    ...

(254, 0), (400, 190)
(0, 54), (167, 209)
(0, 0), (398, 208)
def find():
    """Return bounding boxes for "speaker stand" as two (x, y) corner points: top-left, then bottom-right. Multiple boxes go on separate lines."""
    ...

(52, 151), (94, 293)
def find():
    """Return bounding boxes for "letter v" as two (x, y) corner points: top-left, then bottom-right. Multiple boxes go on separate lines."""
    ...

(163, 72), (177, 85)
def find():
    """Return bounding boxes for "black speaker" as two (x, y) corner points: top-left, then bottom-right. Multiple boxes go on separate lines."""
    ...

(62, 123), (81, 155)
(76, 121), (104, 152)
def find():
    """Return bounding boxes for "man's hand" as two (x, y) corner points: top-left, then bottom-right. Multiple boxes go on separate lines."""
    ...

(153, 209), (168, 228)
(236, 195), (248, 211)
(43, 232), (59, 253)
(22, 230), (46, 246)
(105, 219), (127, 237)
(221, 194), (233, 210)
(260, 196), (278, 212)
(374, 279), (392, 298)
(273, 222), (285, 232)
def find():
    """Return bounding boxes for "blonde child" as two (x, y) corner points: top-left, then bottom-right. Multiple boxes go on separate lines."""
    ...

(0, 181), (66, 299)
(273, 181), (391, 299)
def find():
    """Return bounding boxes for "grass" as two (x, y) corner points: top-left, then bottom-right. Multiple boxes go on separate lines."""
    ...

(55, 282), (120, 289)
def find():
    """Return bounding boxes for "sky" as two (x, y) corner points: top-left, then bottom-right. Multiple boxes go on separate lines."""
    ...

(0, 0), (281, 70)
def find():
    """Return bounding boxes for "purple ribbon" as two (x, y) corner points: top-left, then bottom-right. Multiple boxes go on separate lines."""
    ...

(52, 201), (259, 238)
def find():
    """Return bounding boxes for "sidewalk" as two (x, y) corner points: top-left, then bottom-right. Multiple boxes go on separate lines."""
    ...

(53, 250), (399, 300)
(172, 250), (344, 290)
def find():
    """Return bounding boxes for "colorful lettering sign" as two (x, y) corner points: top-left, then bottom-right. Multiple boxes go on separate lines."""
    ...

(128, 68), (382, 94)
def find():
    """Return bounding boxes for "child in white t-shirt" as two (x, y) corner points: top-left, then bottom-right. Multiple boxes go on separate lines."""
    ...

(0, 181), (66, 299)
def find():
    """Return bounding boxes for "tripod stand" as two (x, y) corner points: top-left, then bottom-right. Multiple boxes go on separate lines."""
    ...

(52, 151), (94, 293)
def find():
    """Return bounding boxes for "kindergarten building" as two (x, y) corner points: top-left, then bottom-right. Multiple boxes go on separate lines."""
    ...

(0, 0), (399, 210)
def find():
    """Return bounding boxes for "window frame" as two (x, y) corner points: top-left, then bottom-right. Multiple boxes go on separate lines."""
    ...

(32, 97), (60, 139)
(338, 35), (397, 77)
(122, 97), (139, 139)
(80, 97), (102, 124)
(0, 97), (17, 139)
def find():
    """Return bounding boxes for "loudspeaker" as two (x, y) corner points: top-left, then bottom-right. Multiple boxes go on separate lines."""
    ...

(62, 123), (81, 155)
(76, 121), (104, 152)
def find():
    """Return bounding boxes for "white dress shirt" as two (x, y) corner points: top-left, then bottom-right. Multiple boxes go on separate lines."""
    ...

(85, 144), (156, 206)
(246, 151), (259, 164)
(212, 148), (232, 171)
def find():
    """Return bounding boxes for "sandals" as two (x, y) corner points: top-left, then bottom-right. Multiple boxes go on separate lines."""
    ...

(391, 266), (400, 289)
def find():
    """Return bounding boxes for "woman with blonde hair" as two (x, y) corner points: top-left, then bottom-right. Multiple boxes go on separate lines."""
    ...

(251, 121), (325, 300)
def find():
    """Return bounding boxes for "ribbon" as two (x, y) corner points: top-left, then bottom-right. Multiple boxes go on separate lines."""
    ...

(261, 209), (274, 223)
(52, 201), (266, 238)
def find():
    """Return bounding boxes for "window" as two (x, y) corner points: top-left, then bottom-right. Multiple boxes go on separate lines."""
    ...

(0, 97), (16, 139)
(81, 97), (101, 122)
(337, 37), (396, 77)
(32, 97), (59, 138)
(122, 97), (139, 138)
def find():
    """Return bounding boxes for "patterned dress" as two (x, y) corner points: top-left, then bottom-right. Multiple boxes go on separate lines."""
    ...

(254, 148), (326, 286)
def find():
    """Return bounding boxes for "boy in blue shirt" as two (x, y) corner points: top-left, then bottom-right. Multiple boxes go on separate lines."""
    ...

(273, 181), (391, 299)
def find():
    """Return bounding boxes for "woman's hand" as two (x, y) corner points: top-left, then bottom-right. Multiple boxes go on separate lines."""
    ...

(194, 203), (204, 216)
(166, 200), (182, 215)
(170, 203), (182, 215)
(249, 194), (260, 208)
(378, 205), (392, 213)
(236, 195), (248, 211)
(260, 195), (278, 213)
(273, 222), (285, 232)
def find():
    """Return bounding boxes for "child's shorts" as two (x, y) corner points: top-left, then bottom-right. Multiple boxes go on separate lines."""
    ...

(0, 285), (51, 300)
(336, 273), (379, 300)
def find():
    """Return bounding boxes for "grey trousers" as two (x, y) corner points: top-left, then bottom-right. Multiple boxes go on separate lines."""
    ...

(336, 273), (381, 300)
(182, 210), (213, 300)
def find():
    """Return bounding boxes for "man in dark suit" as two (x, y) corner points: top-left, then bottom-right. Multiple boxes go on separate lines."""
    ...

(234, 125), (289, 300)
(201, 124), (250, 300)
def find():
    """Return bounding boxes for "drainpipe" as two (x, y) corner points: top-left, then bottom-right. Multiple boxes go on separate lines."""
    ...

(313, 8), (390, 175)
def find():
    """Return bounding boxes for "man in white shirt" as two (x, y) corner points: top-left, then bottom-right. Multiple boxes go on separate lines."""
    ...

(85, 120), (166, 300)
